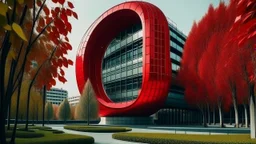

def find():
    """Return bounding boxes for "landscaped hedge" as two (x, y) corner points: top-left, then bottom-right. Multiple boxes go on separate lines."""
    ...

(40, 129), (65, 134)
(6, 131), (44, 138)
(64, 125), (132, 133)
(5, 125), (52, 130)
(10, 130), (94, 144)
(112, 132), (256, 144)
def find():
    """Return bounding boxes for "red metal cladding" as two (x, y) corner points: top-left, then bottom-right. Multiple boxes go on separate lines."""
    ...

(76, 1), (171, 116)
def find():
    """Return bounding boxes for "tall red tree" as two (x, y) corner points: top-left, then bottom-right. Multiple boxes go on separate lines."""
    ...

(178, 4), (217, 127)
(229, 0), (256, 138)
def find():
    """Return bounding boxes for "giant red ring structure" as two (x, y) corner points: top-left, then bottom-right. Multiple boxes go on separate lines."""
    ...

(76, 1), (171, 116)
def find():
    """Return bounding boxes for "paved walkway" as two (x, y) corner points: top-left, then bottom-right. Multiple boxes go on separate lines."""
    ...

(48, 124), (250, 144)
(49, 125), (143, 144)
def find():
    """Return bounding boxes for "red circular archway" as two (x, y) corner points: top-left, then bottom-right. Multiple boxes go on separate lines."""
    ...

(76, 1), (171, 116)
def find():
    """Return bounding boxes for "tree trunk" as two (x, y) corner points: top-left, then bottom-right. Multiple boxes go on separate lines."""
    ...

(218, 104), (224, 128)
(87, 86), (90, 126)
(202, 108), (207, 127)
(230, 110), (232, 125)
(10, 76), (23, 144)
(42, 85), (46, 127)
(36, 106), (39, 124)
(233, 102), (239, 128)
(25, 83), (33, 131)
(250, 83), (256, 139)
(0, 33), (11, 144)
(232, 90), (239, 128)
(234, 104), (239, 128)
(207, 104), (211, 125)
(7, 100), (12, 130)
(213, 108), (216, 125)
(0, 109), (6, 144)
(244, 104), (248, 128)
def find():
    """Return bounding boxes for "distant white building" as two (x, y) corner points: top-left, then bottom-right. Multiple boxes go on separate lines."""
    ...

(46, 88), (68, 105)
(68, 95), (80, 106)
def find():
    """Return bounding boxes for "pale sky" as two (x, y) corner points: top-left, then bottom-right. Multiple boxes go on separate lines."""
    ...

(55, 0), (228, 97)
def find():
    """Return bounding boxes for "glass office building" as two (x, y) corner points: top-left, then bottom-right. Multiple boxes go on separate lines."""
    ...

(101, 19), (202, 125)
(102, 19), (185, 103)
(46, 88), (68, 105)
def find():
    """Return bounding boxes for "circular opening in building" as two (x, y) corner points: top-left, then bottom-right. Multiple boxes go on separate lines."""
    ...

(102, 22), (143, 103)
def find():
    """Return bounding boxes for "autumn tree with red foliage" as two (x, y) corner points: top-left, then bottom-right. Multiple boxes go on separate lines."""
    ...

(178, 1), (247, 128)
(178, 4), (225, 127)
(0, 0), (77, 143)
(229, 0), (256, 138)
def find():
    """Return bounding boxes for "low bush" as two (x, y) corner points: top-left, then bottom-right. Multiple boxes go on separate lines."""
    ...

(15, 130), (94, 144)
(52, 130), (64, 134)
(40, 129), (64, 134)
(29, 126), (52, 130)
(17, 128), (35, 132)
(112, 132), (256, 144)
(6, 131), (44, 138)
(5, 125), (52, 131)
(64, 125), (132, 133)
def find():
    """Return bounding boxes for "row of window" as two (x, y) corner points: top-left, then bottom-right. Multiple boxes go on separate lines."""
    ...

(169, 24), (187, 40)
(103, 47), (143, 70)
(172, 63), (180, 71)
(104, 77), (142, 101)
(46, 95), (68, 99)
(170, 31), (186, 45)
(103, 67), (142, 83)
(47, 101), (61, 105)
(103, 60), (142, 76)
(48, 89), (67, 93)
(171, 41), (183, 52)
(47, 91), (67, 95)
(109, 24), (142, 47)
(105, 31), (143, 57)
(170, 52), (181, 62)
(109, 91), (138, 102)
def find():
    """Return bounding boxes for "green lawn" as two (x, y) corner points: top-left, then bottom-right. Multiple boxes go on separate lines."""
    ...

(3, 126), (94, 144)
(112, 132), (256, 144)
(64, 125), (132, 133)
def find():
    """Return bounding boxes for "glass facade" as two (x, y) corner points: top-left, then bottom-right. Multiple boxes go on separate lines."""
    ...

(102, 24), (143, 102)
(102, 21), (186, 103)
(46, 88), (68, 105)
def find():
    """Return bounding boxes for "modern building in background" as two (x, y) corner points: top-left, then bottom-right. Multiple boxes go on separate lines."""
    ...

(68, 95), (80, 106)
(46, 88), (68, 105)
(76, 1), (202, 124)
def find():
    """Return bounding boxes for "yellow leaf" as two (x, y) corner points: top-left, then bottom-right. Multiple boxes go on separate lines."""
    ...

(0, 2), (8, 16)
(3, 24), (12, 31)
(12, 23), (27, 42)
(17, 0), (24, 5)
(9, 50), (16, 60)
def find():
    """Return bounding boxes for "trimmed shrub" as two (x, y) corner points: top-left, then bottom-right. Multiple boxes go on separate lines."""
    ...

(6, 131), (44, 138)
(52, 130), (64, 134)
(30, 126), (52, 130)
(112, 133), (256, 144)
(64, 125), (132, 133)
(16, 131), (94, 144)
(40, 129), (65, 134)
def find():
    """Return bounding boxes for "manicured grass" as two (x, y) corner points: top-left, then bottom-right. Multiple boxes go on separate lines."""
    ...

(6, 125), (52, 130)
(6, 130), (44, 138)
(39, 129), (64, 134)
(13, 130), (94, 144)
(112, 132), (256, 144)
(4, 125), (94, 144)
(64, 125), (132, 133)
